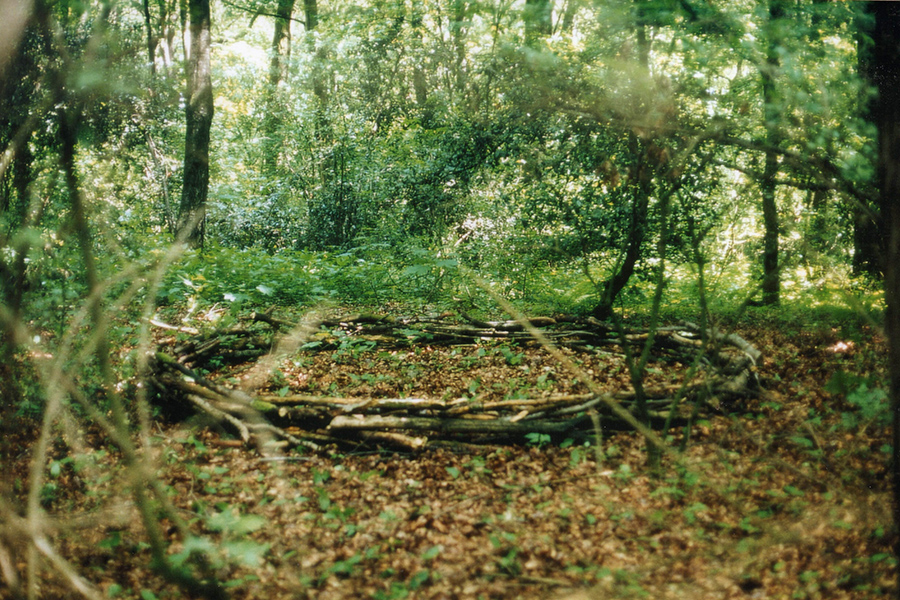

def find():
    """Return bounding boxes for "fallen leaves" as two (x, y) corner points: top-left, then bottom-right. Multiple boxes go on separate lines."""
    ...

(0, 317), (895, 599)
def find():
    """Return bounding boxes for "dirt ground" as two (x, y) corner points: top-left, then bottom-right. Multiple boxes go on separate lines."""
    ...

(1, 315), (895, 599)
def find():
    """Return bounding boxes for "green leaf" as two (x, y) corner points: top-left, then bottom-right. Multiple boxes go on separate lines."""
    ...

(409, 570), (429, 589)
(790, 436), (814, 448)
(207, 511), (267, 535)
(783, 485), (804, 497)
(98, 531), (122, 550)
(445, 466), (460, 479)
(170, 536), (216, 568)
(403, 264), (431, 276)
(224, 540), (271, 567)
(824, 371), (863, 395)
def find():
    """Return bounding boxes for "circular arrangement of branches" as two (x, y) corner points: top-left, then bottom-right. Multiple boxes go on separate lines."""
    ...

(149, 310), (761, 452)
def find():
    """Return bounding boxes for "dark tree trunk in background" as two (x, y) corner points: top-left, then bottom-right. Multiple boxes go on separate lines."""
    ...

(449, 0), (469, 100)
(142, 0), (157, 75)
(0, 0), (36, 412)
(559, 0), (579, 34)
(262, 0), (295, 172)
(177, 0), (213, 248)
(524, 0), (551, 47)
(303, 0), (331, 142)
(854, 6), (884, 278)
(760, 0), (784, 306)
(592, 5), (652, 321)
(592, 180), (651, 321)
(269, 0), (294, 85)
(870, 4), (900, 596)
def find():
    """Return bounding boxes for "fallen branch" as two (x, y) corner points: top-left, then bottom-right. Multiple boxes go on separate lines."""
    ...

(149, 311), (761, 450)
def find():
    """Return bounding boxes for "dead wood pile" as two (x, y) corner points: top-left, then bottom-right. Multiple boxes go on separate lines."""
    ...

(149, 311), (762, 451)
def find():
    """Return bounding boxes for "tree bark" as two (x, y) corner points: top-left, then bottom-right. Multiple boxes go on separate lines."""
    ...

(592, 15), (653, 321)
(592, 178), (651, 320)
(870, 4), (900, 597)
(524, 0), (551, 47)
(853, 6), (884, 278)
(559, 0), (579, 34)
(450, 0), (468, 99)
(760, 0), (784, 306)
(177, 0), (213, 248)
(302, 0), (331, 143)
(142, 0), (157, 75)
(262, 0), (295, 172)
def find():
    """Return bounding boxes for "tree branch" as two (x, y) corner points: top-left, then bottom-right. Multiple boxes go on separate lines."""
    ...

(219, 0), (306, 26)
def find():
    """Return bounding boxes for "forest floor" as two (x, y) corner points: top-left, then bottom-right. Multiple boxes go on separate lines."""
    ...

(1, 309), (896, 600)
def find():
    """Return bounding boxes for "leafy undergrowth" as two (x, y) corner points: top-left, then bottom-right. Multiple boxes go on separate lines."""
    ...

(1, 315), (896, 599)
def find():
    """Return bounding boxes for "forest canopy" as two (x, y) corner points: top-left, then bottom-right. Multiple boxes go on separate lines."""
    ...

(0, 0), (882, 326)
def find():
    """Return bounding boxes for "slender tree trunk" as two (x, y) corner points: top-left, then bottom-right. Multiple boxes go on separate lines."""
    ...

(262, 0), (295, 172)
(760, 0), (784, 305)
(410, 12), (430, 120)
(592, 6), (652, 320)
(269, 0), (293, 88)
(593, 178), (651, 320)
(303, 0), (330, 143)
(854, 6), (884, 277)
(559, 0), (579, 34)
(760, 148), (779, 304)
(177, 0), (213, 247)
(870, 5), (900, 598)
(159, 0), (176, 71)
(450, 0), (468, 99)
(524, 0), (551, 47)
(142, 0), (157, 75)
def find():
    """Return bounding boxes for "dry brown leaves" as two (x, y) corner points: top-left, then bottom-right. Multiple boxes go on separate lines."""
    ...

(0, 319), (895, 600)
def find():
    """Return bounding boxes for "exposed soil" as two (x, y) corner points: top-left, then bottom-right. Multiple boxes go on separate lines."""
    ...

(0, 315), (895, 599)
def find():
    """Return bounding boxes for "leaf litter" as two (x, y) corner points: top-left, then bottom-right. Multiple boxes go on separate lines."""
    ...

(0, 316), (895, 599)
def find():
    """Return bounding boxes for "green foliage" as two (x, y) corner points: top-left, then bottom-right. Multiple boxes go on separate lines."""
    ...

(525, 432), (551, 448)
(826, 371), (891, 430)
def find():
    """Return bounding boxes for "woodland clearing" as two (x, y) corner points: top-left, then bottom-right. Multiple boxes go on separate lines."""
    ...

(0, 309), (894, 600)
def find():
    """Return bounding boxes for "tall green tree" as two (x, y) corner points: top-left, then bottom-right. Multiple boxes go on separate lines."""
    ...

(177, 0), (213, 247)
(262, 0), (296, 172)
(854, 5), (883, 278)
(869, 3), (900, 592)
(759, 0), (785, 305)
(591, 0), (659, 320)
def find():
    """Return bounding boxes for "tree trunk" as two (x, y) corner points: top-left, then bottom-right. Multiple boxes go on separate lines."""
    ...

(262, 0), (295, 173)
(760, 151), (779, 304)
(142, 0), (157, 75)
(450, 0), (468, 99)
(593, 181), (651, 321)
(853, 6), (884, 278)
(158, 0), (177, 72)
(410, 10), (429, 118)
(177, 0), (213, 248)
(760, 0), (784, 306)
(592, 8), (652, 321)
(559, 0), (579, 34)
(524, 0), (551, 47)
(303, 0), (331, 143)
(870, 4), (900, 597)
